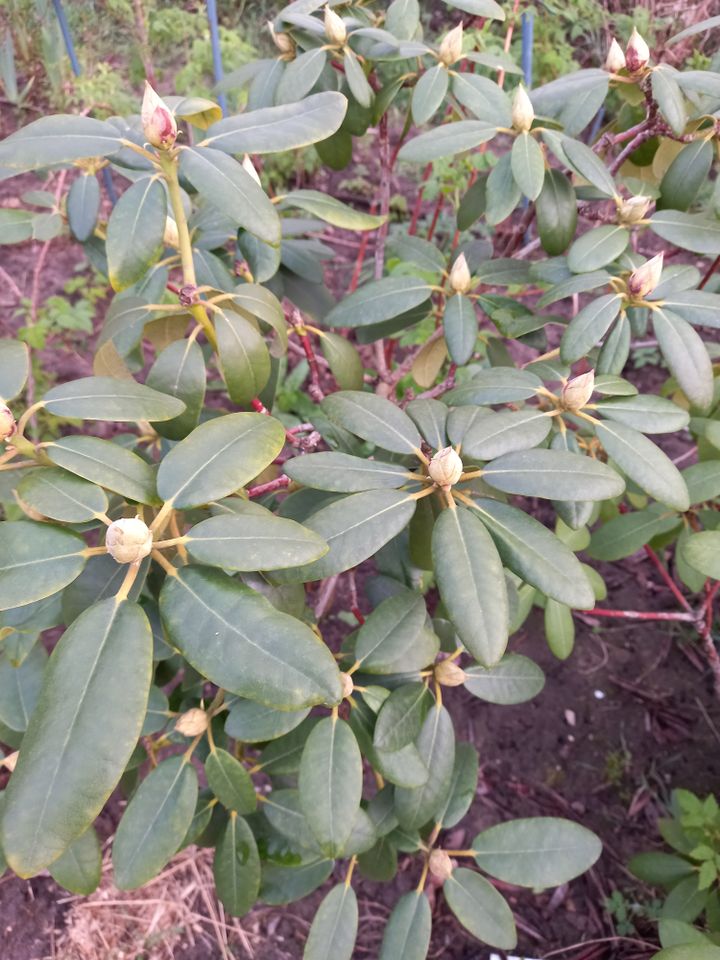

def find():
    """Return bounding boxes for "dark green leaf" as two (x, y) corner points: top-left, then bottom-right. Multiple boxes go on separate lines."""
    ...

(205, 749), (256, 814)
(0, 521), (86, 611)
(464, 653), (545, 704)
(304, 883), (358, 960)
(443, 868), (516, 949)
(214, 814), (261, 917)
(43, 376), (185, 422)
(47, 436), (158, 505)
(106, 178), (166, 292)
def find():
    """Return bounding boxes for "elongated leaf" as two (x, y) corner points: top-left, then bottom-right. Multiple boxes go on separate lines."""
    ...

(412, 64), (449, 124)
(48, 827), (102, 895)
(531, 69), (608, 136)
(113, 756), (197, 890)
(471, 498), (595, 608)
(281, 189), (384, 230)
(464, 653), (545, 704)
(274, 489), (416, 582)
(67, 174), (100, 242)
(445, 367), (541, 406)
(650, 211), (720, 255)
(0, 339), (29, 401)
(318, 331), (363, 389)
(652, 65), (687, 136)
(395, 704), (455, 829)
(588, 508), (680, 562)
(285, 452), (410, 492)
(595, 394), (689, 434)
(511, 132), (544, 201)
(683, 531), (720, 579)
(443, 293), (477, 365)
(0, 115), (122, 172)
(160, 566), (342, 709)
(200, 91), (347, 154)
(324, 277), (432, 329)
(379, 891), (431, 960)
(181, 146), (280, 245)
(214, 307), (271, 405)
(0, 521), (86, 611)
(157, 412), (284, 508)
(482, 449), (625, 500)
(345, 47), (374, 107)
(225, 700), (309, 743)
(323, 390), (421, 454)
(443, 868), (516, 949)
(398, 120), (497, 162)
(652, 290), (720, 330)
(653, 308), (713, 412)
(659, 139), (713, 212)
(374, 683), (431, 752)
(304, 883), (358, 960)
(214, 813), (261, 916)
(536, 169), (577, 255)
(185, 513), (327, 570)
(595, 420), (689, 511)
(275, 47), (327, 105)
(147, 338), (206, 440)
(472, 817), (602, 888)
(568, 226), (629, 273)
(355, 592), (428, 671)
(562, 137), (616, 197)
(1, 599), (152, 877)
(406, 399), (447, 450)
(432, 506), (508, 666)
(205, 749), (256, 814)
(684, 462), (720, 504)
(438, 742), (479, 829)
(0, 643), (46, 731)
(47, 436), (158, 505)
(106, 178), (166, 292)
(452, 73), (511, 126)
(299, 716), (362, 857)
(17, 468), (107, 523)
(560, 294), (623, 362)
(485, 151), (521, 225)
(43, 376), (184, 422)
(462, 407), (552, 460)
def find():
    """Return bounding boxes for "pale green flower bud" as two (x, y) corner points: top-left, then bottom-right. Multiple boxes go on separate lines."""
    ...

(106, 517), (153, 564)
(449, 253), (472, 294)
(0, 402), (15, 441)
(439, 23), (464, 67)
(175, 708), (209, 737)
(268, 21), (296, 57)
(605, 38), (626, 73)
(618, 195), (652, 224)
(429, 849), (454, 882)
(511, 83), (535, 133)
(627, 252), (663, 300)
(324, 5), (347, 45)
(561, 370), (595, 412)
(428, 447), (464, 488)
(435, 659), (467, 687)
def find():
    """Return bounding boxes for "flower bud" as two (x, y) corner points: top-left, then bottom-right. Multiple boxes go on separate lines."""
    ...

(324, 5), (347, 45)
(435, 658), (467, 687)
(625, 27), (650, 74)
(0, 402), (16, 441)
(175, 708), (209, 737)
(106, 516), (153, 564)
(627, 252), (664, 300)
(428, 446), (464, 488)
(449, 253), (472, 294)
(2, 751), (18, 772)
(605, 38), (626, 73)
(268, 21), (296, 58)
(439, 23), (463, 67)
(340, 672), (354, 699)
(511, 83), (535, 133)
(429, 849), (454, 882)
(163, 216), (179, 248)
(242, 154), (262, 186)
(141, 82), (177, 150)
(618, 195), (651, 224)
(561, 370), (595, 412)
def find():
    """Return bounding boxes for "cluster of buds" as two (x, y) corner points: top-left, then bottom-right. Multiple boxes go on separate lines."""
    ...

(141, 82), (177, 150)
(268, 21), (296, 59)
(561, 370), (595, 413)
(606, 28), (650, 74)
(438, 23), (463, 67)
(175, 708), (209, 738)
(449, 253), (472, 294)
(617, 195), (652, 225)
(627, 251), (664, 301)
(0, 401), (16, 442)
(106, 516), (153, 564)
(428, 446), (464, 489)
(511, 84), (535, 134)
(324, 5), (347, 46)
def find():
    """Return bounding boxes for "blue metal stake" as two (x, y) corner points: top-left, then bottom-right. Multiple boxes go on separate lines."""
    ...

(521, 10), (535, 88)
(206, 0), (228, 115)
(52, 0), (116, 204)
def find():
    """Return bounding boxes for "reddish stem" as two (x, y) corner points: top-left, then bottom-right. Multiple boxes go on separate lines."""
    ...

(643, 544), (692, 612)
(409, 164), (433, 236)
(427, 194), (444, 242)
(251, 397), (270, 415)
(584, 608), (695, 622)
(247, 475), (291, 499)
(298, 330), (325, 402)
(700, 253), (720, 290)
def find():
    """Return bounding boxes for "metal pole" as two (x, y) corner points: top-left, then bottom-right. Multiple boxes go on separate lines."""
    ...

(52, 0), (116, 204)
(206, 0), (228, 115)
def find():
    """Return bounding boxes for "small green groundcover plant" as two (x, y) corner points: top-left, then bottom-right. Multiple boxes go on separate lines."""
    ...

(1, 1), (720, 955)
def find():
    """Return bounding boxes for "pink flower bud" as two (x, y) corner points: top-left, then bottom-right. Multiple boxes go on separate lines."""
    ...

(627, 252), (664, 300)
(625, 27), (650, 74)
(0, 403), (15, 441)
(141, 82), (178, 150)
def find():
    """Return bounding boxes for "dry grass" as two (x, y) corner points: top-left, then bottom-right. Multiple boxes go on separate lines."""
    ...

(55, 846), (258, 960)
